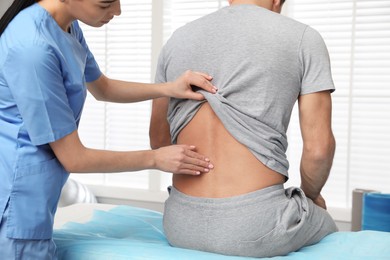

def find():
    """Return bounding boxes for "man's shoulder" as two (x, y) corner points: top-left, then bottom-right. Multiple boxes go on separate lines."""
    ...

(172, 8), (221, 36)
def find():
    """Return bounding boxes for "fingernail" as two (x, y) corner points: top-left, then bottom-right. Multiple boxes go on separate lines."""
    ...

(208, 164), (214, 169)
(205, 158), (210, 162)
(195, 171), (201, 175)
(204, 168), (210, 172)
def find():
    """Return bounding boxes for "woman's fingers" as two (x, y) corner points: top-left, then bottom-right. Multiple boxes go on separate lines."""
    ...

(187, 70), (218, 94)
(174, 145), (214, 175)
(193, 71), (214, 82)
(154, 145), (213, 175)
(171, 70), (218, 100)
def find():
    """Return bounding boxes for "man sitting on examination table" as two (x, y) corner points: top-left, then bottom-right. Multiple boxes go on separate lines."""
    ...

(150, 0), (338, 257)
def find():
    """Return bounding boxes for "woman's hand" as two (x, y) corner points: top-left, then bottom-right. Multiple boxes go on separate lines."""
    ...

(153, 145), (214, 175)
(169, 70), (218, 100)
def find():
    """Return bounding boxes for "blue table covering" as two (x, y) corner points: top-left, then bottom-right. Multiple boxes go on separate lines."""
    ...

(54, 205), (390, 260)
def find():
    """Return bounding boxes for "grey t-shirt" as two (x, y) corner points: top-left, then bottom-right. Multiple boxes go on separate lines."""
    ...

(155, 4), (335, 178)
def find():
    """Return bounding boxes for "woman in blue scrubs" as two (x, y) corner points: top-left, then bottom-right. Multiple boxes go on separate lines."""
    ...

(0, 0), (216, 259)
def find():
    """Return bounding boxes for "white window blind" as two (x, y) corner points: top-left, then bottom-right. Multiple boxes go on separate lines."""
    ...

(72, 0), (390, 210)
(72, 1), (154, 189)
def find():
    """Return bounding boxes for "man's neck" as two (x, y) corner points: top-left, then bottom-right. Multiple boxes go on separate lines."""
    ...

(231, 0), (261, 4)
(230, 0), (281, 14)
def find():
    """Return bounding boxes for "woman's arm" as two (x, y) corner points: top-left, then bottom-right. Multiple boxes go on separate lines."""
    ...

(87, 71), (217, 103)
(50, 130), (213, 175)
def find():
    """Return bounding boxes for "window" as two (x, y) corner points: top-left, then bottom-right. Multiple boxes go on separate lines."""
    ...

(72, 0), (390, 210)
(74, 2), (153, 189)
(286, 0), (390, 208)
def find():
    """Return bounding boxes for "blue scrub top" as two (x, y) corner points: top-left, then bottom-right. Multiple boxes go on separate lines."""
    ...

(0, 4), (101, 239)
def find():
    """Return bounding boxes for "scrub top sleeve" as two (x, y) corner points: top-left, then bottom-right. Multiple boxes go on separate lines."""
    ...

(85, 50), (101, 83)
(83, 41), (101, 83)
(299, 26), (335, 95)
(3, 44), (77, 146)
(72, 21), (102, 82)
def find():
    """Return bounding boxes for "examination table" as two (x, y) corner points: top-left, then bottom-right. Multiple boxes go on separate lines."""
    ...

(53, 203), (390, 260)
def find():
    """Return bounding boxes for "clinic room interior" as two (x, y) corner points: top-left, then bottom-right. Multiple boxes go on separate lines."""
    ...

(1, 0), (389, 259)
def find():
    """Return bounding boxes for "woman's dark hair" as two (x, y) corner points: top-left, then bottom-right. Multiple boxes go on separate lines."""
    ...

(0, 0), (37, 36)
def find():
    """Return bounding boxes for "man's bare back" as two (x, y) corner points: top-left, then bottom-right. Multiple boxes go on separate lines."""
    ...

(174, 102), (285, 198)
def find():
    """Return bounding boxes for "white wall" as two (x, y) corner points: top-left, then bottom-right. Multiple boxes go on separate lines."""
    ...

(0, 0), (13, 17)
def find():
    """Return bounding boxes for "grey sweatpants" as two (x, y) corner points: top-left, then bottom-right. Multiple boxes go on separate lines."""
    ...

(163, 184), (338, 258)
